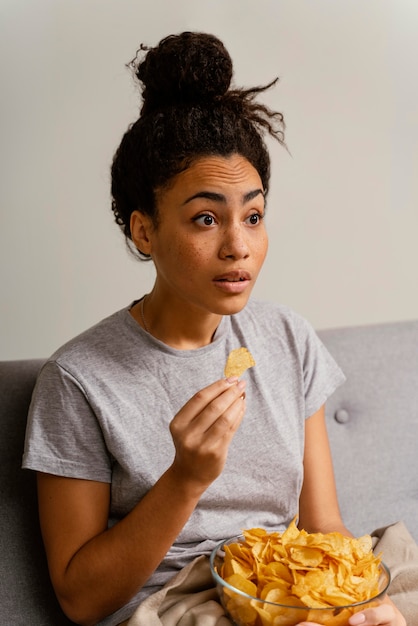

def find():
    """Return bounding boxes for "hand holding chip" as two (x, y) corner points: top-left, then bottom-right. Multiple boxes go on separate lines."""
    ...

(169, 377), (246, 490)
(169, 347), (254, 491)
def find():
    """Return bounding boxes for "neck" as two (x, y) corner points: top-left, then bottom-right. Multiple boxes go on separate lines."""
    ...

(132, 293), (222, 350)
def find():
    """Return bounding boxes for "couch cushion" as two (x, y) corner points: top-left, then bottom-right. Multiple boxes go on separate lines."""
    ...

(318, 320), (418, 541)
(0, 359), (75, 625)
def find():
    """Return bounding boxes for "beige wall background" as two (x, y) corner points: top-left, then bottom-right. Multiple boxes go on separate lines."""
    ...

(1, 0), (417, 359)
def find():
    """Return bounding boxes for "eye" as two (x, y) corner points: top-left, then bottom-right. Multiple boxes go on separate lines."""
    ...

(193, 213), (217, 227)
(245, 212), (264, 226)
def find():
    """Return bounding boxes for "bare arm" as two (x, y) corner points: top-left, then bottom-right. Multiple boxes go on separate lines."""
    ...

(298, 404), (350, 535)
(38, 376), (246, 625)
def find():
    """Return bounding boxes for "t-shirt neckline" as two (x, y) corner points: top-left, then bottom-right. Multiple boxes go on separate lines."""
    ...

(122, 302), (230, 357)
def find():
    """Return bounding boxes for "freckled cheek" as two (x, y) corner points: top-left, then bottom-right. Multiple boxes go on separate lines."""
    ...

(253, 233), (268, 263)
(170, 241), (212, 273)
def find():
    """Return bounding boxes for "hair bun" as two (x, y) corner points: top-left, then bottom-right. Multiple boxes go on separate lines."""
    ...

(135, 32), (233, 113)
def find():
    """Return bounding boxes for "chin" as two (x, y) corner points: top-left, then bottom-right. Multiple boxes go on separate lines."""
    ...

(215, 294), (251, 316)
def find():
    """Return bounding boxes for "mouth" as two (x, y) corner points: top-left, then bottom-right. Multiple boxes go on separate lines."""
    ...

(213, 271), (251, 283)
(213, 271), (252, 294)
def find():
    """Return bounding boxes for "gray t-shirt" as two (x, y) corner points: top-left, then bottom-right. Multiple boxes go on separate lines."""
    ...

(23, 299), (345, 625)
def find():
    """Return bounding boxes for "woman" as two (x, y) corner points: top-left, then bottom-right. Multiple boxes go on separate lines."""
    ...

(23, 32), (405, 626)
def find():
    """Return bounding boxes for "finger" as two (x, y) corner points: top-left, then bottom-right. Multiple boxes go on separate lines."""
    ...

(174, 378), (237, 422)
(173, 378), (245, 431)
(196, 380), (246, 434)
(171, 382), (246, 451)
(348, 603), (396, 625)
(203, 387), (246, 443)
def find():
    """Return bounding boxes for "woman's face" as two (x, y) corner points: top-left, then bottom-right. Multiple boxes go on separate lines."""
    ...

(133, 154), (268, 317)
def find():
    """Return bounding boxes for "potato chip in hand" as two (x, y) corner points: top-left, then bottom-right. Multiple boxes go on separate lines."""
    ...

(224, 347), (255, 378)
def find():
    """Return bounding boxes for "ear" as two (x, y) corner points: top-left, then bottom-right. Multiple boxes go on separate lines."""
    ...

(130, 211), (153, 255)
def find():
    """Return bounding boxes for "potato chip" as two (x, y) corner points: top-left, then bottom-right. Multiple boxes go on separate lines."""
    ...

(220, 517), (383, 614)
(224, 574), (259, 626)
(224, 347), (256, 378)
(225, 574), (258, 597)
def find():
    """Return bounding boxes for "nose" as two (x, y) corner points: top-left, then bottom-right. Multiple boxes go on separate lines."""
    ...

(219, 223), (250, 260)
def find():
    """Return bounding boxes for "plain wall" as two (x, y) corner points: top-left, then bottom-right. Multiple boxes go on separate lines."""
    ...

(1, 0), (417, 359)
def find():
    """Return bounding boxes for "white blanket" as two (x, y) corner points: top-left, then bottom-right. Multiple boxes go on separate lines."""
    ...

(371, 521), (418, 624)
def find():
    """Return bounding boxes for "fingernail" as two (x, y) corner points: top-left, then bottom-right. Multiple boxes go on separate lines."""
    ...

(225, 376), (238, 384)
(349, 613), (366, 625)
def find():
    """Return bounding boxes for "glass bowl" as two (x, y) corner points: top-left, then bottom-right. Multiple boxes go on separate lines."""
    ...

(210, 535), (391, 626)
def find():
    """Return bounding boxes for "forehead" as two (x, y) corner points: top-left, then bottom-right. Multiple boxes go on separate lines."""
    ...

(161, 154), (263, 197)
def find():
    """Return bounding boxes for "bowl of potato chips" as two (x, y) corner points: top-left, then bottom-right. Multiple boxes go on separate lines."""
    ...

(210, 519), (390, 626)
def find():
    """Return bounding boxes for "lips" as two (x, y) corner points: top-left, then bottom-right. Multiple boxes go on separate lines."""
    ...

(213, 270), (251, 283)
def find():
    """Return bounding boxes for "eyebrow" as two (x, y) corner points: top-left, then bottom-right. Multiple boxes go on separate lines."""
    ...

(182, 188), (265, 205)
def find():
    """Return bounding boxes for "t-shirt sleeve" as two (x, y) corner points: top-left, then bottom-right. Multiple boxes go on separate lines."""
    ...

(294, 314), (346, 419)
(22, 360), (112, 482)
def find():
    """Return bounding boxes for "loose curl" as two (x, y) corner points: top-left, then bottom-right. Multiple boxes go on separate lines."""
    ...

(110, 32), (285, 259)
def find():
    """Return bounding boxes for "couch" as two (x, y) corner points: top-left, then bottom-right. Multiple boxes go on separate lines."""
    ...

(1, 319), (418, 625)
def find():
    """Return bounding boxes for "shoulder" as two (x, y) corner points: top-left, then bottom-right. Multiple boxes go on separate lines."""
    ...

(45, 305), (139, 377)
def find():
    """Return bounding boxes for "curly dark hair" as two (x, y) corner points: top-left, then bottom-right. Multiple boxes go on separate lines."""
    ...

(111, 31), (285, 259)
